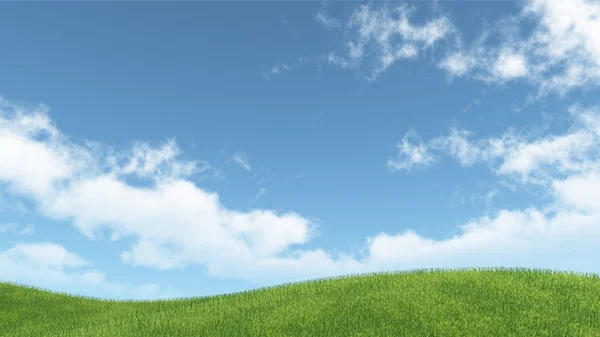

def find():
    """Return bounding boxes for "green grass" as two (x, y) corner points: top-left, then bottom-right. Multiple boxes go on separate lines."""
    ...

(2, 267), (600, 336)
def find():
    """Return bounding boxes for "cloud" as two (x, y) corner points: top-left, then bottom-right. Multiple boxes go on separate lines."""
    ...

(439, 51), (477, 77)
(231, 151), (251, 171)
(376, 103), (600, 275)
(2, 242), (89, 269)
(0, 223), (35, 235)
(393, 105), (600, 185)
(306, 0), (600, 96)
(491, 50), (528, 80)
(262, 56), (320, 80)
(4, 96), (600, 289)
(439, 0), (600, 95)
(365, 206), (600, 270)
(111, 139), (200, 182)
(553, 171), (600, 213)
(387, 129), (436, 172)
(324, 3), (454, 80)
(0, 242), (178, 299)
(248, 187), (266, 206)
(315, 3), (341, 30)
(262, 62), (294, 80)
(0, 98), (316, 282)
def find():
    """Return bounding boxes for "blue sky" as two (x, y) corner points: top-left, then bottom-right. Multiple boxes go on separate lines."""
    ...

(2, 0), (600, 300)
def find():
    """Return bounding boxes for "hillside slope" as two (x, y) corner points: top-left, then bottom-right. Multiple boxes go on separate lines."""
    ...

(1, 268), (600, 336)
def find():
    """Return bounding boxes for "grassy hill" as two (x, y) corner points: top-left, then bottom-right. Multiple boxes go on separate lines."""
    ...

(1, 268), (600, 336)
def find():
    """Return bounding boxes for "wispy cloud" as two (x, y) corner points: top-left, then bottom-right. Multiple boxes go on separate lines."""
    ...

(438, 0), (600, 96)
(262, 56), (320, 80)
(0, 223), (35, 235)
(315, 3), (341, 30)
(322, 3), (454, 81)
(391, 105), (600, 186)
(248, 188), (267, 206)
(387, 129), (436, 172)
(448, 185), (499, 210)
(108, 139), (202, 183)
(307, 0), (600, 98)
(231, 151), (251, 171)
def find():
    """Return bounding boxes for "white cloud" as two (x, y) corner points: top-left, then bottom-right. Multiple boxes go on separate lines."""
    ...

(439, 52), (477, 77)
(0, 108), (86, 199)
(366, 167), (600, 270)
(325, 3), (453, 80)
(310, 0), (600, 94)
(553, 171), (600, 213)
(398, 105), (600, 185)
(231, 151), (251, 171)
(387, 129), (435, 172)
(114, 139), (199, 182)
(491, 50), (528, 80)
(430, 128), (489, 167)
(439, 0), (600, 95)
(121, 240), (187, 271)
(0, 98), (316, 282)
(262, 62), (293, 80)
(379, 105), (600, 275)
(496, 130), (596, 180)
(4, 96), (600, 289)
(2, 242), (89, 269)
(0, 241), (179, 300)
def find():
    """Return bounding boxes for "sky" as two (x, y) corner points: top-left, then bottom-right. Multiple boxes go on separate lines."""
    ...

(1, 0), (600, 300)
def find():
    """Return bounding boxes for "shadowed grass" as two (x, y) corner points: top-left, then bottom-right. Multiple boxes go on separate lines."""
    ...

(2, 267), (600, 336)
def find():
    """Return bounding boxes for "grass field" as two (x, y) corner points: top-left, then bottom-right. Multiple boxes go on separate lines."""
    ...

(2, 267), (600, 336)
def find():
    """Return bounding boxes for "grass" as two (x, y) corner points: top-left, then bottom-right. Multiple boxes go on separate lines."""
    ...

(2, 267), (600, 336)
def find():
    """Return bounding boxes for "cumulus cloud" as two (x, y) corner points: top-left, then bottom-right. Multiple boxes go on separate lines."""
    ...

(0, 98), (317, 284)
(491, 50), (529, 80)
(4, 96), (600, 289)
(379, 103), (600, 274)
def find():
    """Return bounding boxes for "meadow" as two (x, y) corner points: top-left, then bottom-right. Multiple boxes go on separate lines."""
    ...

(2, 267), (600, 336)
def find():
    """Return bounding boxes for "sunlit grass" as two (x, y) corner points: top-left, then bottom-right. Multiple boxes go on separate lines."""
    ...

(2, 267), (600, 336)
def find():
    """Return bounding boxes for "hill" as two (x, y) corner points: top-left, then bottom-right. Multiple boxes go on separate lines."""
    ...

(1, 268), (600, 336)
